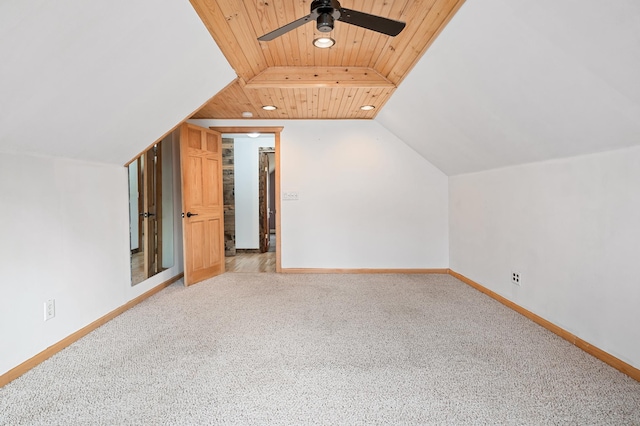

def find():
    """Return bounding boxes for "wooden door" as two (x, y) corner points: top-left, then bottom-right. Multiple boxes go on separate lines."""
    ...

(180, 123), (225, 286)
(143, 145), (162, 278)
(258, 151), (270, 253)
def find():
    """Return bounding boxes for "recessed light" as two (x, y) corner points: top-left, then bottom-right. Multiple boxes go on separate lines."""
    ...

(313, 37), (335, 49)
(247, 132), (260, 138)
(360, 105), (376, 111)
(262, 105), (277, 111)
(241, 111), (253, 118)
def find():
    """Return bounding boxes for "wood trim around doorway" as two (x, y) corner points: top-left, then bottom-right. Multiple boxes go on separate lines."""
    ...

(209, 127), (283, 273)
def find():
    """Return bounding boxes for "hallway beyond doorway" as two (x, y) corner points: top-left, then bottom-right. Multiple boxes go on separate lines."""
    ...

(226, 234), (276, 273)
(225, 251), (275, 273)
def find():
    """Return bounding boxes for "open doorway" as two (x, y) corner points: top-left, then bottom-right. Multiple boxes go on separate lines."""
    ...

(216, 129), (280, 273)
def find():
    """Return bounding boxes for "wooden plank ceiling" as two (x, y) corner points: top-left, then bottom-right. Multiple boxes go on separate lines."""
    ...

(190, 0), (465, 120)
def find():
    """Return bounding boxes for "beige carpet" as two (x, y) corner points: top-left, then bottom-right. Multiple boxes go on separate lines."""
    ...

(1, 273), (639, 425)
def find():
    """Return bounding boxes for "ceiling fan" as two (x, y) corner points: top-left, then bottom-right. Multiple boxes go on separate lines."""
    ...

(257, 0), (406, 42)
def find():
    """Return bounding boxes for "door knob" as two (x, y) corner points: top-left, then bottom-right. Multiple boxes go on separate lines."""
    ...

(186, 212), (199, 218)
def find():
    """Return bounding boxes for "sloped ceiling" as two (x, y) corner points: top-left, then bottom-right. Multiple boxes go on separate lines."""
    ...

(0, 0), (235, 165)
(377, 0), (640, 175)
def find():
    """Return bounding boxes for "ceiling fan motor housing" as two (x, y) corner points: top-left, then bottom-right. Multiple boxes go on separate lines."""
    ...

(316, 12), (335, 32)
(311, 0), (342, 32)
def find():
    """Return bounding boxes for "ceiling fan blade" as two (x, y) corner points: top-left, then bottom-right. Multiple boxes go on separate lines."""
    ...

(258, 14), (313, 41)
(338, 8), (406, 36)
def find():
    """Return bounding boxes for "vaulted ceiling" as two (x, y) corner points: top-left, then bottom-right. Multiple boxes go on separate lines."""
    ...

(190, 0), (465, 119)
(2, 0), (638, 176)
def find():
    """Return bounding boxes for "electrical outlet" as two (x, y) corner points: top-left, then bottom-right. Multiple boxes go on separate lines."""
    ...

(44, 299), (55, 321)
(511, 272), (522, 286)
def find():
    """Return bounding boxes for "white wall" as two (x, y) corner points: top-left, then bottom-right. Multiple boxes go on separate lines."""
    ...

(191, 119), (449, 269)
(449, 146), (640, 369)
(233, 137), (275, 249)
(0, 152), (184, 376)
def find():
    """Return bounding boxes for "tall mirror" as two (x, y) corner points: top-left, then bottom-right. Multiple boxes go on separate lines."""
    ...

(128, 136), (174, 285)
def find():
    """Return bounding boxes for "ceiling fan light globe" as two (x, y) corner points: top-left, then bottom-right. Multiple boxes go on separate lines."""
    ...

(313, 37), (335, 48)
